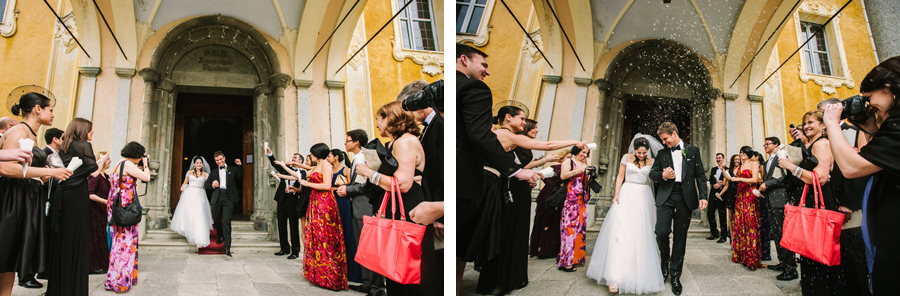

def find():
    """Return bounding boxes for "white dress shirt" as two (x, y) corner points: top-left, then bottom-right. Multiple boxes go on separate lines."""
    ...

(714, 167), (722, 180)
(218, 165), (227, 189)
(766, 153), (776, 174)
(671, 141), (685, 182)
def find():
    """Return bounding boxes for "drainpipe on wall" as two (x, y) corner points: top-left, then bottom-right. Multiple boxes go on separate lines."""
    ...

(860, 0), (880, 64)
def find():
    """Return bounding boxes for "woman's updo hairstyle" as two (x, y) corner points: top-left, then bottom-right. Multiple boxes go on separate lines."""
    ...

(861, 56), (900, 116)
(493, 105), (524, 125)
(309, 143), (330, 160)
(632, 138), (650, 166)
(121, 141), (146, 159)
(11, 92), (51, 116)
(739, 146), (754, 159)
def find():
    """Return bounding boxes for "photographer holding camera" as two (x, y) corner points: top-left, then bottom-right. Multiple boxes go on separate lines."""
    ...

(822, 56), (900, 294)
(398, 80), (445, 224)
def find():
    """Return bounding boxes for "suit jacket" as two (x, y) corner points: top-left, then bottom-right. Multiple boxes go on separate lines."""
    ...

(345, 153), (373, 220)
(457, 71), (519, 201)
(421, 113), (444, 202)
(708, 166), (725, 200)
(763, 154), (790, 208)
(649, 144), (708, 209)
(267, 154), (293, 203)
(205, 164), (243, 204)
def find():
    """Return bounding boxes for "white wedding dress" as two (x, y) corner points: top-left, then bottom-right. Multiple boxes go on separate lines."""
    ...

(586, 155), (664, 294)
(169, 174), (214, 248)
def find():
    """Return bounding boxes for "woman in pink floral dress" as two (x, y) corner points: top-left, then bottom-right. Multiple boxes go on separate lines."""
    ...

(558, 146), (591, 272)
(106, 142), (150, 292)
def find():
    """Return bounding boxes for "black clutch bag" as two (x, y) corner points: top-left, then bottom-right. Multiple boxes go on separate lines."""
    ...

(364, 139), (398, 176)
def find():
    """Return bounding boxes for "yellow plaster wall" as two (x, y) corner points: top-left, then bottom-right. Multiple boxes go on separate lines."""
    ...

(774, 0), (877, 131)
(0, 0), (59, 118)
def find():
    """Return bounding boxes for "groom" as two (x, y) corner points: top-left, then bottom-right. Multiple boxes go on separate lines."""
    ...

(205, 151), (243, 257)
(649, 122), (708, 295)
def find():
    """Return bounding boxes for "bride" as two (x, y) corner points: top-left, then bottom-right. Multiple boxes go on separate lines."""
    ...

(586, 135), (665, 294)
(170, 156), (214, 248)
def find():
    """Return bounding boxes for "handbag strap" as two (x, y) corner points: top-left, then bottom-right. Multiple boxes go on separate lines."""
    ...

(799, 171), (823, 209)
(375, 177), (409, 221)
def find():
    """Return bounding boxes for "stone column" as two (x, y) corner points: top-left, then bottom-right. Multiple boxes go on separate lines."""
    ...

(864, 0), (900, 62)
(595, 89), (625, 221)
(76, 67), (101, 120)
(532, 75), (561, 159)
(706, 88), (721, 162)
(294, 80), (314, 153)
(724, 93), (738, 155)
(268, 73), (292, 156)
(326, 80), (347, 149)
(589, 79), (611, 169)
(144, 77), (175, 231)
(110, 68), (136, 166)
(138, 68), (160, 148)
(252, 83), (274, 232)
(748, 94), (766, 153)
(568, 77), (593, 141)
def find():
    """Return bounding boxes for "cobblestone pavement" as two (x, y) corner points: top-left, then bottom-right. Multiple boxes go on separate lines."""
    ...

(12, 249), (362, 296)
(461, 236), (802, 296)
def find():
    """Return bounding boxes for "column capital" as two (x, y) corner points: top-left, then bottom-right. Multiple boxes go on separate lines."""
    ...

(723, 93), (739, 101)
(293, 79), (314, 88)
(138, 68), (160, 83)
(115, 68), (136, 78)
(325, 80), (345, 90)
(268, 73), (292, 89)
(574, 77), (592, 86)
(748, 94), (764, 102)
(78, 67), (101, 77)
(541, 75), (562, 84)
(255, 83), (272, 96)
(158, 78), (176, 92)
(610, 89), (625, 99)
(594, 78), (611, 91)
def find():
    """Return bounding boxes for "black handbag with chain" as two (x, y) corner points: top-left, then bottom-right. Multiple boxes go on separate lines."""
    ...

(545, 159), (573, 211)
(109, 162), (143, 227)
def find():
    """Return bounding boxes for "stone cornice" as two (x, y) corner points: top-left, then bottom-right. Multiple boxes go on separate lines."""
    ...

(78, 67), (101, 77)
(542, 75), (562, 84)
(748, 94), (764, 102)
(325, 80), (345, 90)
(115, 68), (136, 78)
(293, 79), (314, 88)
(268, 73), (292, 89)
(723, 93), (739, 101)
(138, 68), (159, 83)
(574, 77), (593, 86)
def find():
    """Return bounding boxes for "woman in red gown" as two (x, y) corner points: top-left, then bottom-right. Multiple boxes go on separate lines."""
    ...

(724, 146), (762, 270)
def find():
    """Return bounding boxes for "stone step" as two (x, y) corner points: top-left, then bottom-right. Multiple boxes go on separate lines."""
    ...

(230, 221), (257, 232)
(145, 229), (269, 241)
(587, 219), (714, 238)
(139, 237), (281, 253)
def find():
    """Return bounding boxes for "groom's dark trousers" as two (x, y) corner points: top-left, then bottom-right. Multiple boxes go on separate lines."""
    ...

(211, 189), (233, 249)
(656, 182), (692, 279)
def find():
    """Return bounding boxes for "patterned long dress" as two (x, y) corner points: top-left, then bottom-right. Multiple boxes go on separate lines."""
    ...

(105, 161), (139, 292)
(303, 172), (348, 290)
(558, 162), (588, 268)
(731, 169), (762, 270)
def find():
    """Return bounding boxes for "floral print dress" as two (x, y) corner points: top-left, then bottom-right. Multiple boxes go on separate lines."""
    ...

(105, 161), (139, 292)
(559, 162), (589, 267)
(303, 172), (348, 290)
(731, 169), (762, 270)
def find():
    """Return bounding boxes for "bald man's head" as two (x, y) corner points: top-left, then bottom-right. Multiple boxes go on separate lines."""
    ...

(0, 117), (18, 134)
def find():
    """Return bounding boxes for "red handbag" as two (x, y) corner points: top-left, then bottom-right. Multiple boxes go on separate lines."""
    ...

(780, 171), (844, 266)
(355, 177), (427, 284)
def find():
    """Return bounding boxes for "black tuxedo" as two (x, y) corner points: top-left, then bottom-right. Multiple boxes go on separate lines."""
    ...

(456, 71), (518, 259)
(706, 166), (727, 236)
(649, 143), (707, 280)
(420, 112), (444, 202)
(267, 154), (300, 255)
(205, 163), (243, 249)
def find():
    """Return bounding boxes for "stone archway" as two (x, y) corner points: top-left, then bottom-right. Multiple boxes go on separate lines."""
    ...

(592, 40), (719, 220)
(138, 15), (291, 235)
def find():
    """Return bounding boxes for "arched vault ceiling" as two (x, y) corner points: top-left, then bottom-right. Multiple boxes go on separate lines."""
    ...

(133, 0), (305, 40)
(591, 0), (744, 61)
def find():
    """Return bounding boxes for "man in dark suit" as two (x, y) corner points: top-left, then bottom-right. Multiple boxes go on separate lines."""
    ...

(456, 43), (541, 287)
(649, 122), (708, 295)
(706, 153), (728, 243)
(759, 137), (799, 280)
(265, 146), (301, 259)
(205, 151), (243, 257)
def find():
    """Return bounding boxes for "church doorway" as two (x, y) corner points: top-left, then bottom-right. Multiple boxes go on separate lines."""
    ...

(619, 96), (692, 155)
(170, 93), (255, 219)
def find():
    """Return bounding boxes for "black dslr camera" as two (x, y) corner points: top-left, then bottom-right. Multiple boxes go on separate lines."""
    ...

(584, 166), (603, 193)
(841, 94), (870, 123)
(401, 80), (443, 113)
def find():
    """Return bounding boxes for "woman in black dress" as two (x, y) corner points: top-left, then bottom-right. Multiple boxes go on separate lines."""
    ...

(0, 93), (72, 296)
(87, 152), (111, 274)
(719, 154), (741, 241)
(778, 110), (847, 295)
(529, 149), (569, 259)
(47, 118), (98, 295)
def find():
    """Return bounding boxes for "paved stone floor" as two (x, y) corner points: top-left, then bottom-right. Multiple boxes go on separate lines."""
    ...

(12, 249), (361, 296)
(461, 236), (802, 296)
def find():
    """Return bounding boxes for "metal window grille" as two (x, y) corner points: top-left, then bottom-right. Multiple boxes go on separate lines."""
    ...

(456, 0), (487, 34)
(800, 21), (833, 76)
(398, 0), (439, 51)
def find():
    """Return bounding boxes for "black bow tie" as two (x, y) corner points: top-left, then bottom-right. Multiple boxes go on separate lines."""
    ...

(670, 146), (681, 151)
(219, 166), (226, 170)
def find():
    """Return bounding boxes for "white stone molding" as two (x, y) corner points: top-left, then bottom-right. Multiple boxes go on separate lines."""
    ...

(77, 67), (101, 121)
(568, 77), (592, 141)
(53, 12), (77, 53)
(326, 80), (347, 149)
(522, 30), (544, 64)
(110, 68), (136, 166)
(389, 0), (443, 77)
(793, 1), (855, 95)
(455, 0), (496, 47)
(0, 0), (18, 37)
(294, 79), (314, 154)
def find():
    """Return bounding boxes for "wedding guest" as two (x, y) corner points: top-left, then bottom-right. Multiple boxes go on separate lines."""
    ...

(778, 110), (848, 295)
(87, 152), (111, 274)
(707, 153), (728, 242)
(18, 127), (62, 289)
(298, 143), (348, 291)
(719, 154), (741, 240)
(355, 101), (439, 295)
(529, 149), (568, 258)
(0, 93), (71, 296)
(759, 137), (799, 281)
(0, 117), (18, 136)
(328, 148), (360, 283)
(559, 145), (591, 272)
(105, 142), (150, 293)
(266, 147), (302, 259)
(724, 146), (762, 270)
(822, 56), (900, 294)
(751, 151), (772, 261)
(48, 118), (98, 295)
